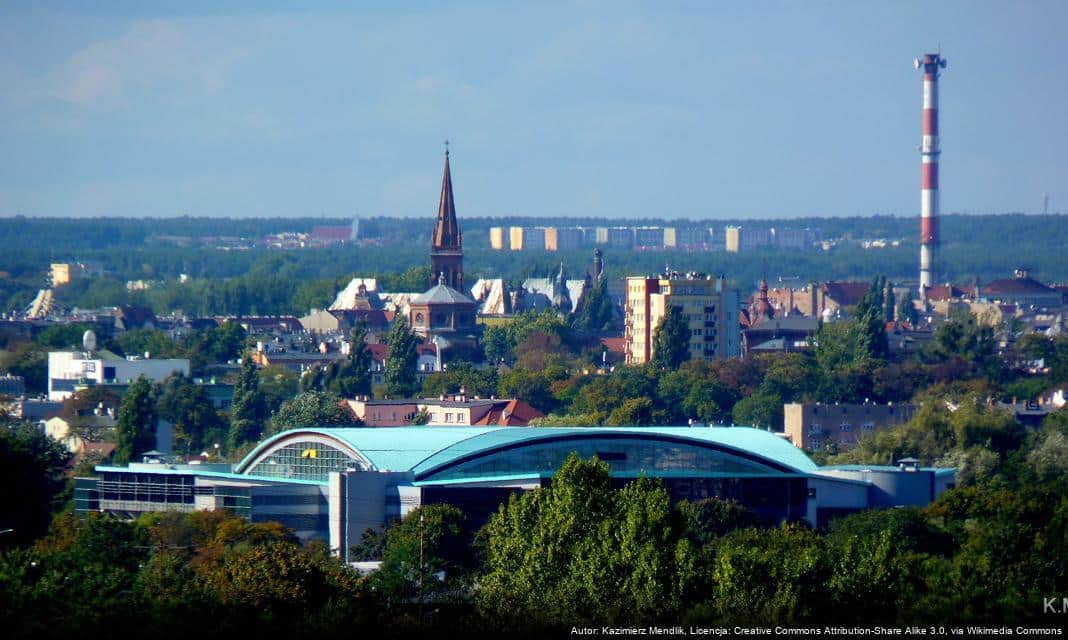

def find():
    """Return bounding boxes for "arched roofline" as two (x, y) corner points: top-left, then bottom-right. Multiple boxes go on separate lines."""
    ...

(235, 429), (373, 475)
(413, 431), (800, 481)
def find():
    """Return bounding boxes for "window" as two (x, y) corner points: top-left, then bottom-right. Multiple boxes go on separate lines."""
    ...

(862, 422), (875, 431)
(840, 423), (853, 432)
(245, 441), (361, 482)
(810, 439), (822, 450)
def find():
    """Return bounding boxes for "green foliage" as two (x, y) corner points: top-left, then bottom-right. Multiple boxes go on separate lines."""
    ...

(731, 389), (783, 429)
(228, 357), (264, 452)
(481, 310), (578, 367)
(708, 524), (829, 624)
(257, 364), (299, 415)
(651, 304), (690, 370)
(113, 376), (157, 465)
(0, 343), (47, 393)
(375, 504), (475, 601)
(0, 422), (72, 548)
(383, 317), (419, 398)
(810, 319), (876, 403)
(497, 367), (558, 414)
(156, 373), (225, 454)
(478, 454), (692, 627)
(34, 323), (94, 349)
(572, 277), (615, 333)
(677, 498), (759, 547)
(330, 325), (373, 398)
(421, 362), (498, 399)
(266, 391), (358, 434)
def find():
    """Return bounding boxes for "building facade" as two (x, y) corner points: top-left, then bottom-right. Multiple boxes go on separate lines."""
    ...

(48, 351), (190, 401)
(784, 402), (918, 451)
(625, 274), (741, 365)
(77, 426), (957, 560)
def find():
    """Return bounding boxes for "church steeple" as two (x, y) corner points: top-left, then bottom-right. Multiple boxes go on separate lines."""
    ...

(430, 145), (464, 290)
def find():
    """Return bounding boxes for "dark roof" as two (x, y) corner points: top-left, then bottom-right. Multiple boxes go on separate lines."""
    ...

(822, 281), (870, 306)
(432, 151), (461, 250)
(983, 277), (1056, 295)
(330, 309), (390, 328)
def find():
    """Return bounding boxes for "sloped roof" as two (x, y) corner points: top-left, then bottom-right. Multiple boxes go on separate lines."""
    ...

(922, 284), (970, 301)
(411, 283), (475, 305)
(983, 276), (1056, 295)
(822, 281), (870, 306)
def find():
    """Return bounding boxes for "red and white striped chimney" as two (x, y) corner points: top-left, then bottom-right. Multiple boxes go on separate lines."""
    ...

(915, 52), (946, 291)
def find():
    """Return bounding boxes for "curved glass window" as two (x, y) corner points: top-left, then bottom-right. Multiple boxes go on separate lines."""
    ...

(244, 441), (361, 482)
(418, 437), (776, 482)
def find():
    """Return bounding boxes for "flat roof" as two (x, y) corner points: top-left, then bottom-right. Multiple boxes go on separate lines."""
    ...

(94, 465), (326, 486)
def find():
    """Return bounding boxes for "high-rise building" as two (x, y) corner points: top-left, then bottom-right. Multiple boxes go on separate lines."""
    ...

(624, 273), (740, 365)
(488, 227), (505, 250)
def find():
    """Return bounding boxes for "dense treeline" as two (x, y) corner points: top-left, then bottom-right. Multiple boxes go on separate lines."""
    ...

(1, 445), (1066, 637)
(1, 214), (1066, 315)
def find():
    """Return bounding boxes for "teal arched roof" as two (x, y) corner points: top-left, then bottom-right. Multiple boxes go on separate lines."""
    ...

(235, 426), (815, 478)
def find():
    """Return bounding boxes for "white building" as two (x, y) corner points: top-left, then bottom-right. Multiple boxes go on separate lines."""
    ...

(48, 351), (190, 401)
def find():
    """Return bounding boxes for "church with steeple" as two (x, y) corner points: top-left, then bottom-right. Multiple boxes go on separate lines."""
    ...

(430, 146), (464, 290)
(408, 148), (478, 346)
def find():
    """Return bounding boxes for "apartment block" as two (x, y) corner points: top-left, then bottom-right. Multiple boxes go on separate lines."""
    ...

(784, 402), (918, 451)
(625, 274), (740, 365)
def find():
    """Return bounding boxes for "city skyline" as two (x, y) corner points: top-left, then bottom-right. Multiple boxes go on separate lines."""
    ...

(1, 1), (1065, 219)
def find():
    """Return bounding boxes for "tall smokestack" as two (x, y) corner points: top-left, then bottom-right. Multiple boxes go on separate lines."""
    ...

(915, 52), (946, 291)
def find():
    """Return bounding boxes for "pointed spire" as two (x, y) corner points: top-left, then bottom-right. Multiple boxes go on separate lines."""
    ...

(433, 145), (460, 249)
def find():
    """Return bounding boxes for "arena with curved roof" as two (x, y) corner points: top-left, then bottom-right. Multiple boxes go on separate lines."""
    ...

(78, 425), (956, 560)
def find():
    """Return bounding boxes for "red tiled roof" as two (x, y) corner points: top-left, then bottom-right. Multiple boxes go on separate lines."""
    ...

(471, 399), (544, 426)
(922, 284), (969, 301)
(599, 337), (627, 354)
(366, 343), (388, 362)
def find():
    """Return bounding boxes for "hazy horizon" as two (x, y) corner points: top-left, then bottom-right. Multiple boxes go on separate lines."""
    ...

(2, 1), (1065, 219)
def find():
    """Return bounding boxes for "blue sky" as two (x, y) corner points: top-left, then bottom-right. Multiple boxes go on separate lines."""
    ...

(1, 1), (1065, 219)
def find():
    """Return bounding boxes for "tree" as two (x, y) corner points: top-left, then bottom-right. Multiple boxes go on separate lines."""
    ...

(257, 364), (298, 415)
(651, 305), (690, 370)
(572, 277), (614, 332)
(156, 374), (225, 454)
(34, 323), (94, 349)
(266, 391), (358, 434)
(0, 420), (72, 548)
(328, 325), (373, 398)
(498, 368), (558, 414)
(228, 357), (264, 452)
(421, 362), (498, 399)
(0, 343), (47, 394)
(384, 317), (419, 398)
(374, 504), (475, 601)
(478, 454), (692, 627)
(113, 376), (158, 465)
(731, 389), (783, 430)
(709, 524), (830, 625)
(810, 319), (876, 403)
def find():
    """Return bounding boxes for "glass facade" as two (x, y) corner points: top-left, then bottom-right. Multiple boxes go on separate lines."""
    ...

(244, 441), (361, 482)
(418, 437), (776, 482)
(97, 472), (196, 514)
